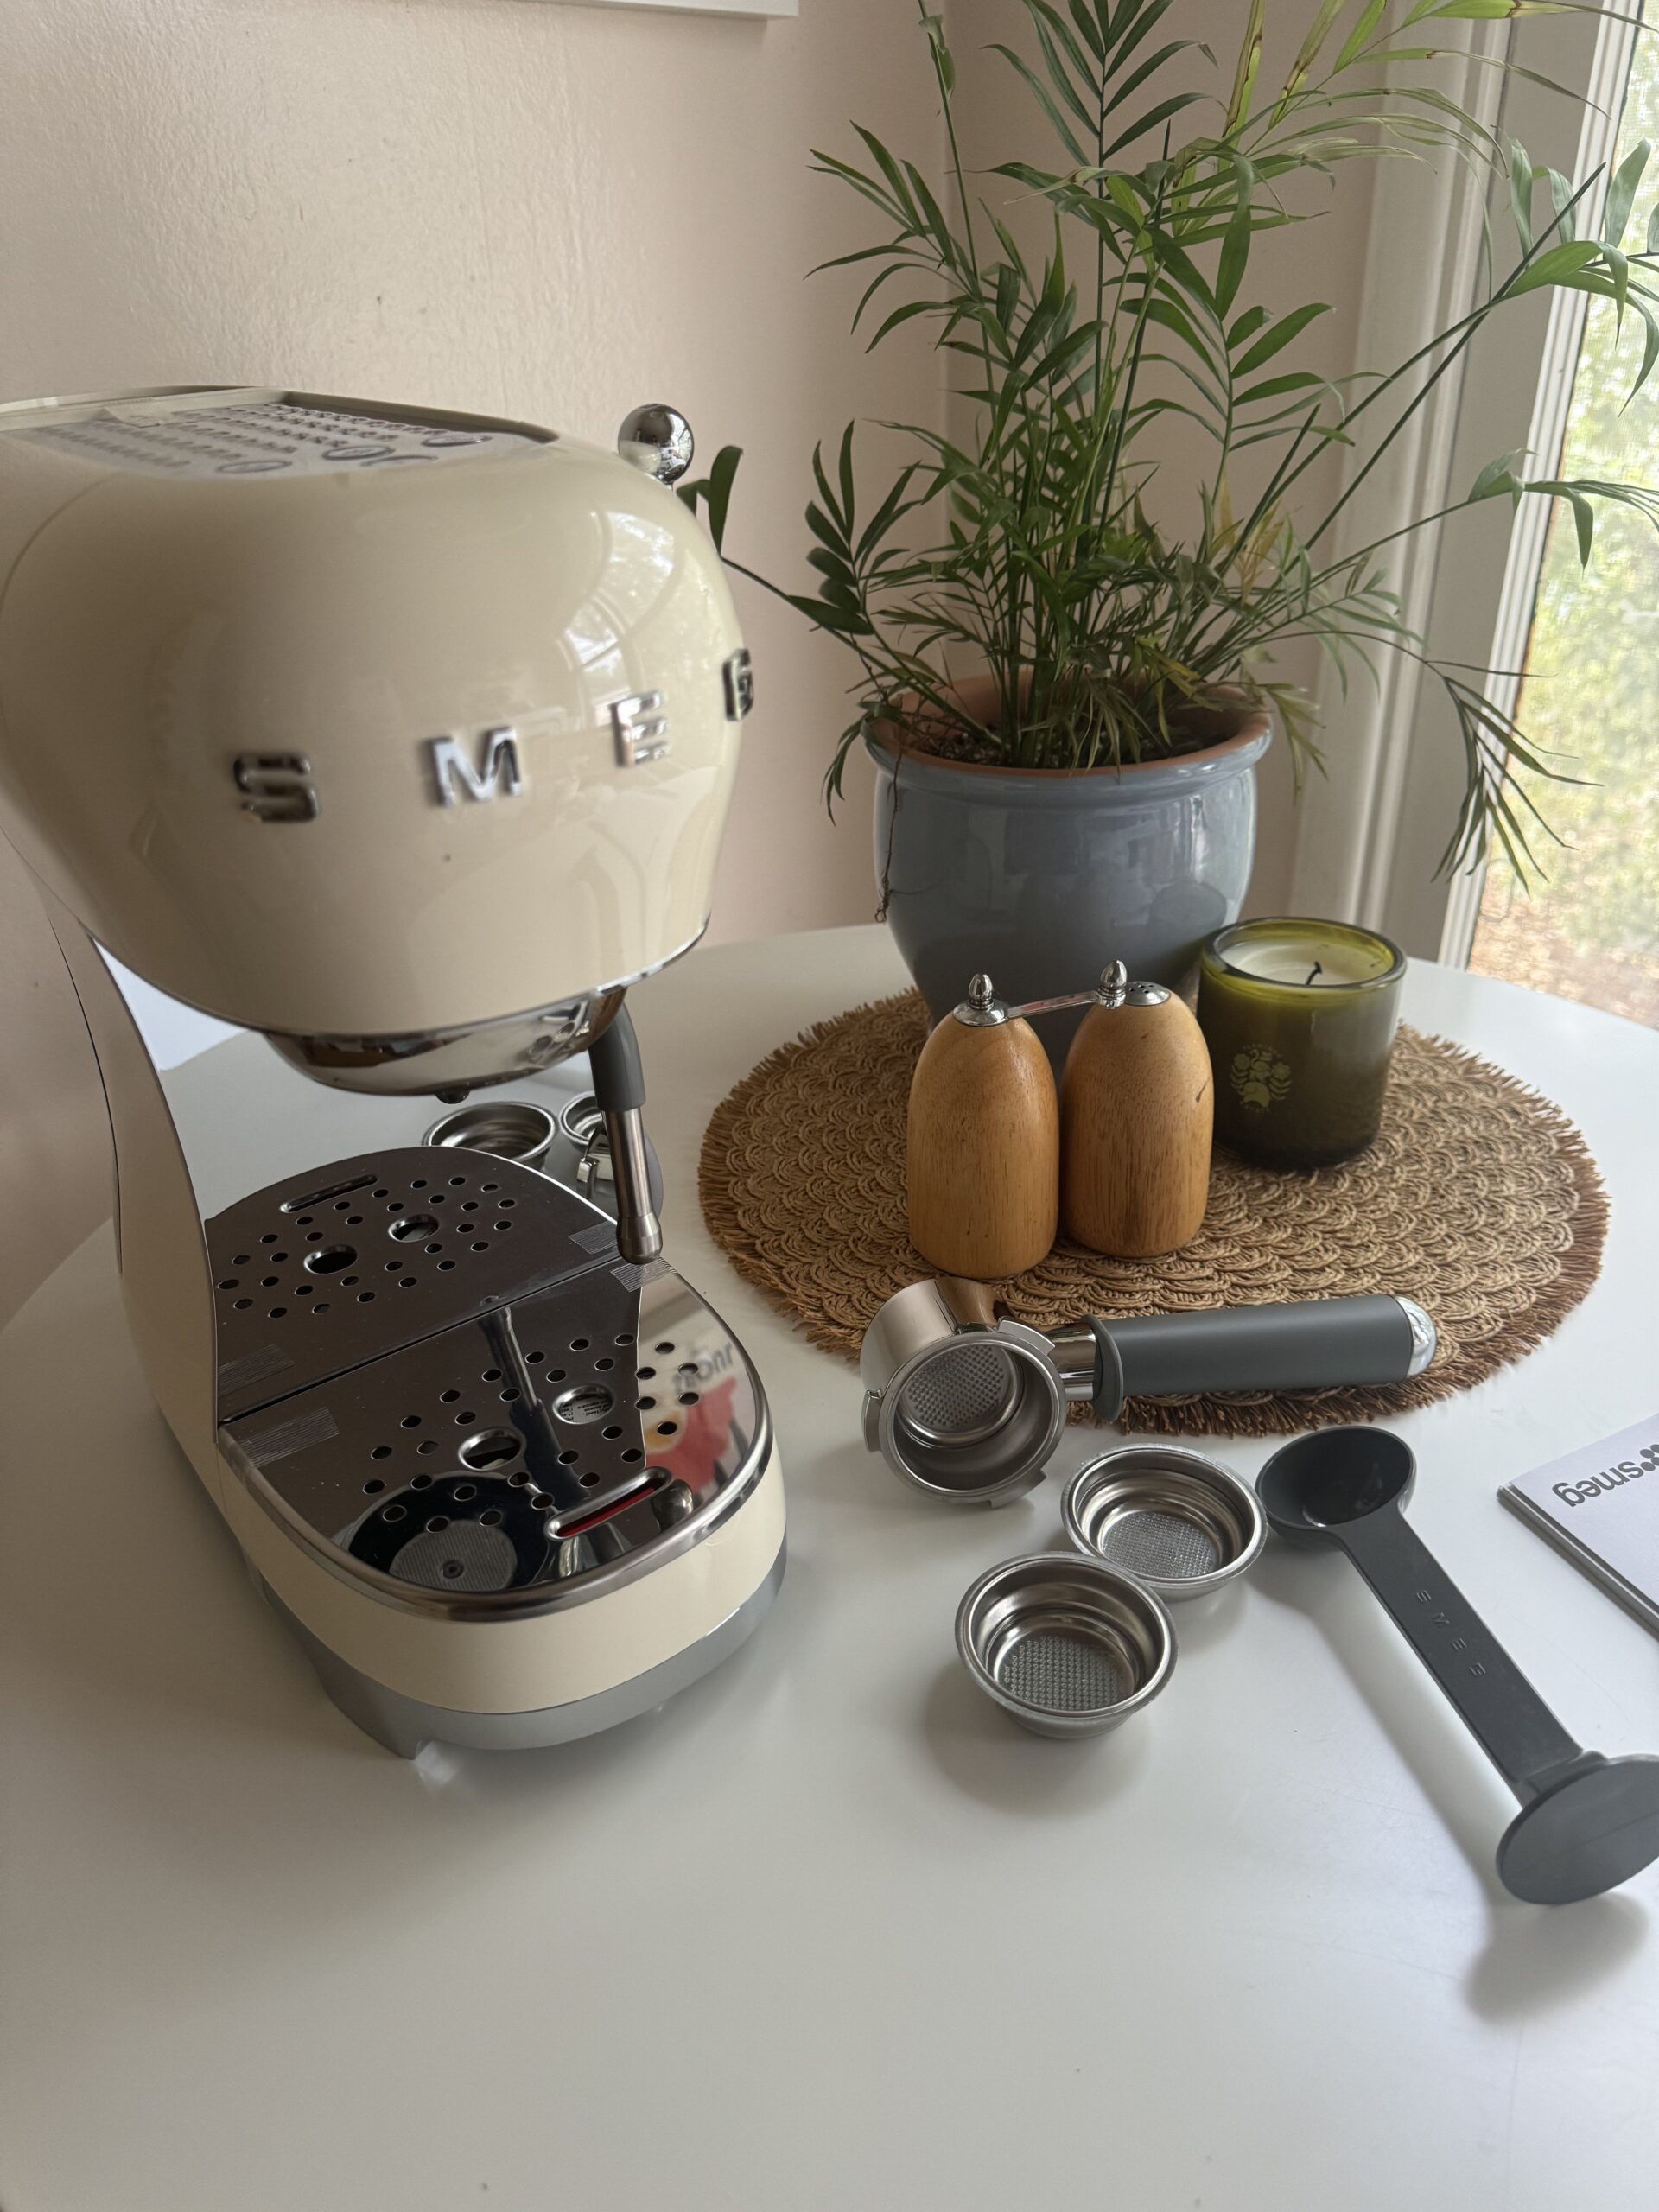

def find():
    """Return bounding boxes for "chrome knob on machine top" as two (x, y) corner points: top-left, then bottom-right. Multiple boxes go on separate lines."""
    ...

(617, 403), (696, 485)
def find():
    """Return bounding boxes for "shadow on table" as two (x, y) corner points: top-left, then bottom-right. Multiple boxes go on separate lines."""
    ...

(918, 1660), (1152, 1817)
(1250, 1541), (1649, 2019)
(1465, 1891), (1647, 2021)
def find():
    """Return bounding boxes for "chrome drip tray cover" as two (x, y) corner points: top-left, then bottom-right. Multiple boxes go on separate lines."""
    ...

(207, 1147), (626, 1421)
(207, 1152), (770, 1615)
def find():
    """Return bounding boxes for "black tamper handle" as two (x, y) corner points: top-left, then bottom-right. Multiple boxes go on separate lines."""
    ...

(1256, 1428), (1659, 1904)
(1333, 1508), (1583, 1793)
(1088, 1294), (1422, 1418)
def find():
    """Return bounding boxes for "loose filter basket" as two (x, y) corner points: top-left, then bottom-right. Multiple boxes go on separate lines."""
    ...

(955, 1554), (1176, 1738)
(950, 1421), (1659, 1905)
(1062, 1446), (1264, 1603)
(954, 1448), (1262, 1738)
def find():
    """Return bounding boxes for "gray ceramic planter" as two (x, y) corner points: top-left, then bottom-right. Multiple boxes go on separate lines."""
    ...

(868, 711), (1271, 1071)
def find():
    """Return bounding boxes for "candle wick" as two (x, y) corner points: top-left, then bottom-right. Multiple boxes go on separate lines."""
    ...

(1305, 961), (1324, 987)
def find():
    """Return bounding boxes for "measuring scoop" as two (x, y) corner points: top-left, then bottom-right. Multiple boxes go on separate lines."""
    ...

(1257, 1427), (1659, 1904)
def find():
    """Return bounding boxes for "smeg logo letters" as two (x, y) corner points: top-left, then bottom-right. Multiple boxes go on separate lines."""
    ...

(1552, 1440), (1659, 1509)
(234, 649), (753, 823)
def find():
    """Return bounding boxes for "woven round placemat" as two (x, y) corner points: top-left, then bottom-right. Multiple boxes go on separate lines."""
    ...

(699, 990), (1608, 1436)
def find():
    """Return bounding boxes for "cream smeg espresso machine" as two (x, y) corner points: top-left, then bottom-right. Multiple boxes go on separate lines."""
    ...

(0, 385), (785, 1755)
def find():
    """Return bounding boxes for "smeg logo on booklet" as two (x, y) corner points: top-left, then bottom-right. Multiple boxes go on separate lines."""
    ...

(1553, 1439), (1659, 1508)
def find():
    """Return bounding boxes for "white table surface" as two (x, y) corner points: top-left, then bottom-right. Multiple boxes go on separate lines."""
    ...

(3, 925), (1657, 2212)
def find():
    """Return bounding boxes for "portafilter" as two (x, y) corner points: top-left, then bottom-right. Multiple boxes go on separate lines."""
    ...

(860, 1277), (1436, 1503)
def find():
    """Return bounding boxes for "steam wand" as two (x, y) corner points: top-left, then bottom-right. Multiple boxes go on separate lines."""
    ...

(589, 1005), (664, 1264)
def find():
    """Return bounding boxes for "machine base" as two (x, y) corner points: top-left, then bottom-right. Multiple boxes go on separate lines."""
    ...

(260, 1539), (785, 1757)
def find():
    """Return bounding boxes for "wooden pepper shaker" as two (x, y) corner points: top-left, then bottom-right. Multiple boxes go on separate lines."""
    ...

(907, 974), (1059, 1280)
(1060, 961), (1212, 1258)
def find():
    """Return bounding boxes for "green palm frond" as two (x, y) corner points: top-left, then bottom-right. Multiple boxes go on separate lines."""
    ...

(677, 0), (1657, 870)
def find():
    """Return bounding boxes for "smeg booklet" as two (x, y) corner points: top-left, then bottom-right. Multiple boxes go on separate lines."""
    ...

(1500, 1414), (1659, 1637)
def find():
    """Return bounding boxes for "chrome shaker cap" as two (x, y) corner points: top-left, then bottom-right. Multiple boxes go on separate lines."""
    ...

(946, 962), (1170, 1028)
(1095, 959), (1170, 1009)
(951, 974), (1011, 1027)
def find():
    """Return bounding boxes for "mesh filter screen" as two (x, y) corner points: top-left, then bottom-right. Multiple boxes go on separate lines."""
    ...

(998, 1627), (1125, 1713)
(899, 1342), (1016, 1438)
(390, 1521), (518, 1592)
(1096, 1509), (1221, 1582)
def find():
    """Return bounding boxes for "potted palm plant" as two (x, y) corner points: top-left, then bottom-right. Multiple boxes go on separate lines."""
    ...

(682, 0), (1659, 1044)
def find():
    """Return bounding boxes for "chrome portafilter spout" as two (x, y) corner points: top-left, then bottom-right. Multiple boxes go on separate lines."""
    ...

(859, 1278), (1437, 1503)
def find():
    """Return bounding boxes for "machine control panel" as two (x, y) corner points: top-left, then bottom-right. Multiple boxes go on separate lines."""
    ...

(13, 392), (545, 477)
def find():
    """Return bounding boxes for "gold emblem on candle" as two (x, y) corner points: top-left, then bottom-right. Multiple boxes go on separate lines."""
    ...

(1230, 1046), (1292, 1115)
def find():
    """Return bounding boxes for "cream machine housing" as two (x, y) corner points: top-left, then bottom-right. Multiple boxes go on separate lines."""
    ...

(0, 386), (784, 1755)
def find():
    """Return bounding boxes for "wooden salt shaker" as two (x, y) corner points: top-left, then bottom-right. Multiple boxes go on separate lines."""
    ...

(906, 974), (1059, 1280)
(1060, 961), (1212, 1258)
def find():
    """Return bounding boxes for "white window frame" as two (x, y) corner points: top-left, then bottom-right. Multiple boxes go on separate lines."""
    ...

(1283, 9), (1637, 962)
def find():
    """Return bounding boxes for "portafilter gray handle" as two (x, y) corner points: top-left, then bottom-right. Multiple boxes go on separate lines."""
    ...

(1086, 1294), (1433, 1419)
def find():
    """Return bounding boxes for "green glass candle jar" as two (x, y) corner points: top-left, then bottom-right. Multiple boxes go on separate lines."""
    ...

(1197, 918), (1406, 1168)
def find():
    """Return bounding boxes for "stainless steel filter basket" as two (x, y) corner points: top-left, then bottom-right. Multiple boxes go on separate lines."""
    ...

(423, 1098), (558, 1169)
(860, 1280), (1068, 1503)
(1062, 1446), (1265, 1603)
(955, 1554), (1176, 1738)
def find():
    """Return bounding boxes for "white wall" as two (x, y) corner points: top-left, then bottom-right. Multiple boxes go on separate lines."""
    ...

(0, 0), (946, 1314)
(0, 0), (945, 945)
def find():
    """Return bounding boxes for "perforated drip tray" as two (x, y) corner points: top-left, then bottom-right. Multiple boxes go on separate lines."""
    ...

(207, 1148), (621, 1423)
(219, 1260), (767, 1602)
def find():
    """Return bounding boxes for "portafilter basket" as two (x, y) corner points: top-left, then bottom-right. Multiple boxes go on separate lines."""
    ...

(861, 1278), (1437, 1504)
(956, 1553), (1176, 1738)
(859, 1279), (1071, 1504)
(1063, 1446), (1264, 1603)
(423, 1098), (558, 1170)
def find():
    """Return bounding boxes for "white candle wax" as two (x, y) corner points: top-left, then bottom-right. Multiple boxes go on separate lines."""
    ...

(1219, 928), (1389, 988)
